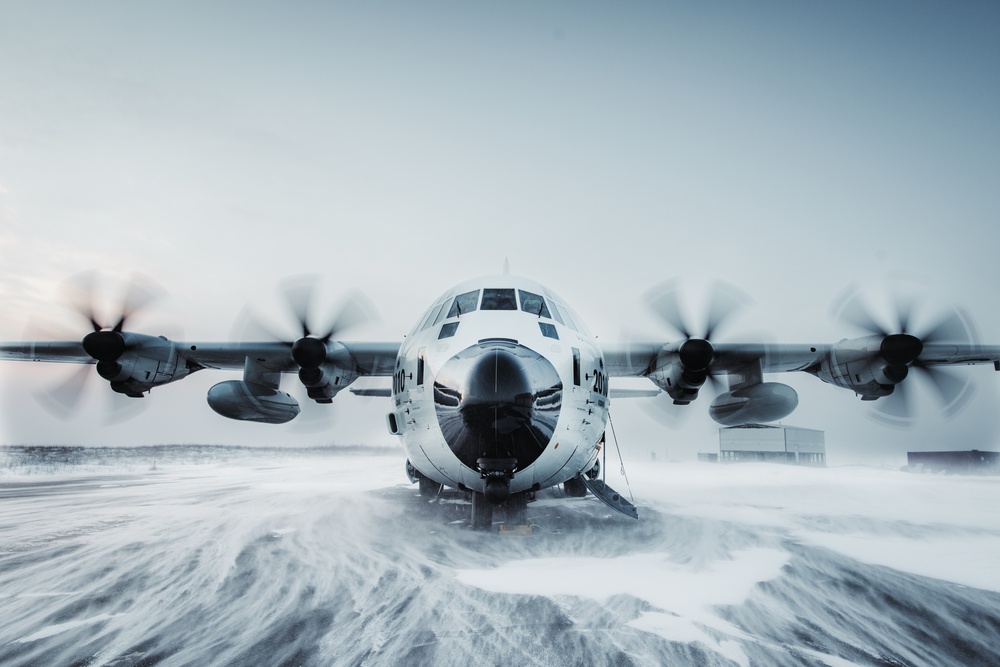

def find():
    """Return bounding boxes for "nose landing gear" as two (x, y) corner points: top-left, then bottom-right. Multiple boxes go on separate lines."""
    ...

(471, 457), (526, 531)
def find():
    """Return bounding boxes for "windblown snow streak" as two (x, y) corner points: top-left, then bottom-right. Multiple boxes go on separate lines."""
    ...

(1, 448), (998, 666)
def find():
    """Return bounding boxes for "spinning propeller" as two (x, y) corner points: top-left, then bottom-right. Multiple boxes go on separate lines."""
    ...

(831, 283), (978, 426)
(280, 277), (373, 372)
(235, 276), (377, 426)
(632, 280), (751, 425)
(644, 278), (752, 391)
(241, 275), (375, 365)
(37, 272), (164, 422)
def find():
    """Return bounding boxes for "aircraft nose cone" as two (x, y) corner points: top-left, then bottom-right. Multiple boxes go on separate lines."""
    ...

(460, 348), (535, 435)
(434, 341), (563, 472)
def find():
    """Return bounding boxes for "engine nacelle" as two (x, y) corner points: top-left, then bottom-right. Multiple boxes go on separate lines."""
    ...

(709, 382), (798, 426)
(648, 340), (714, 404)
(95, 333), (196, 397)
(206, 380), (300, 424)
(297, 363), (358, 403)
(811, 335), (911, 400)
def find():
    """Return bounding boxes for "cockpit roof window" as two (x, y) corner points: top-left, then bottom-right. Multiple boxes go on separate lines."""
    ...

(553, 301), (578, 329)
(421, 300), (447, 330)
(481, 288), (517, 310)
(547, 300), (565, 325)
(518, 290), (550, 318)
(446, 290), (480, 318)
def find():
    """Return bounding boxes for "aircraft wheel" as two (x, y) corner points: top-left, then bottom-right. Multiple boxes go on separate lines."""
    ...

(504, 491), (529, 525)
(471, 492), (494, 530)
(563, 476), (587, 498)
(418, 476), (442, 498)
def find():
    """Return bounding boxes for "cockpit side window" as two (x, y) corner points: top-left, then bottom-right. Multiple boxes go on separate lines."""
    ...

(446, 290), (480, 318)
(481, 288), (517, 310)
(518, 290), (550, 318)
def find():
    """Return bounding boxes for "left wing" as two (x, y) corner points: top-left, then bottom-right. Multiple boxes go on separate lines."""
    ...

(0, 334), (399, 421)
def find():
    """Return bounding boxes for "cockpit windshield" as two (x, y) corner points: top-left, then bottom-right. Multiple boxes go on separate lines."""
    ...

(447, 290), (480, 318)
(518, 290), (550, 318)
(481, 288), (517, 310)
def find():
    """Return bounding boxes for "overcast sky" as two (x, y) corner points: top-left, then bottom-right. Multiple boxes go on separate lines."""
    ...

(1, 1), (999, 463)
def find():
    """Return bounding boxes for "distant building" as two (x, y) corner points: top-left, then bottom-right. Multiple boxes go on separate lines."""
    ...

(719, 425), (825, 465)
(697, 452), (719, 463)
(906, 450), (1000, 474)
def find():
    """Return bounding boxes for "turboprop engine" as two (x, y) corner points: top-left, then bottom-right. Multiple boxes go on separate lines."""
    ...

(82, 331), (195, 397)
(648, 339), (715, 404)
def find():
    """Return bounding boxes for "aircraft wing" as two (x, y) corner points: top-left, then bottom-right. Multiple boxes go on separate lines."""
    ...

(605, 341), (1000, 377)
(0, 342), (93, 364)
(178, 341), (399, 375)
(0, 340), (400, 375)
(605, 342), (823, 376)
(603, 338), (1000, 425)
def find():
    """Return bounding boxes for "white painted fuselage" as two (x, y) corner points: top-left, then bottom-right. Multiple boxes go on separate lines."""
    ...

(391, 275), (608, 496)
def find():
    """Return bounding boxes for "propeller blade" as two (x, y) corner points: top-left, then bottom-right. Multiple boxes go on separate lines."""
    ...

(831, 284), (888, 336)
(639, 393), (692, 429)
(919, 306), (977, 345)
(645, 279), (749, 341)
(277, 277), (377, 344)
(104, 392), (150, 425)
(913, 364), (975, 418)
(113, 274), (164, 332)
(890, 292), (917, 335)
(62, 270), (103, 331)
(60, 271), (163, 333)
(871, 382), (913, 428)
(36, 363), (93, 419)
(281, 275), (318, 338)
(231, 305), (293, 345)
(321, 290), (378, 342)
(288, 397), (334, 434)
(644, 280), (691, 339)
(704, 281), (750, 341)
(705, 370), (724, 395)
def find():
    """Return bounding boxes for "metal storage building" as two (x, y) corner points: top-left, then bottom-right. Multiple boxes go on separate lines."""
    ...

(906, 450), (999, 474)
(719, 425), (826, 465)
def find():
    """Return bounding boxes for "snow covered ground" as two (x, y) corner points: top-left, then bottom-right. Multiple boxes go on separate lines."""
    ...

(1, 448), (998, 666)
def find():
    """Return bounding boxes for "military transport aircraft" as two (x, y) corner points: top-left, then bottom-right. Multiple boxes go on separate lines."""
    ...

(2, 272), (998, 529)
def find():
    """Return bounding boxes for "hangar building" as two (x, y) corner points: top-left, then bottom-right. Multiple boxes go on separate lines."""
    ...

(719, 425), (825, 465)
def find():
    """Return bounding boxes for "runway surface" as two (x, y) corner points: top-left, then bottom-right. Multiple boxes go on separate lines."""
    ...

(1, 446), (999, 666)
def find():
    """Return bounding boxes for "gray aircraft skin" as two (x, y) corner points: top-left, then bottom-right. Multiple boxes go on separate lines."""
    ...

(2, 273), (998, 526)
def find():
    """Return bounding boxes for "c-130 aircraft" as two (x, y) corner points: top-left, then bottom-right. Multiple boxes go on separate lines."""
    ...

(2, 272), (998, 529)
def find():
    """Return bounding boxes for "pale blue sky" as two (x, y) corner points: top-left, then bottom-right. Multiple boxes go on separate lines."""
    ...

(1, 2), (999, 462)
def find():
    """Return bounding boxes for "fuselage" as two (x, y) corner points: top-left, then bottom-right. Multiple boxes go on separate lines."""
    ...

(392, 275), (608, 498)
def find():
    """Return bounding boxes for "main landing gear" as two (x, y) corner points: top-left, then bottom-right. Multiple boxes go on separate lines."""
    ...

(563, 459), (599, 497)
(406, 460), (442, 498)
(562, 476), (587, 497)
